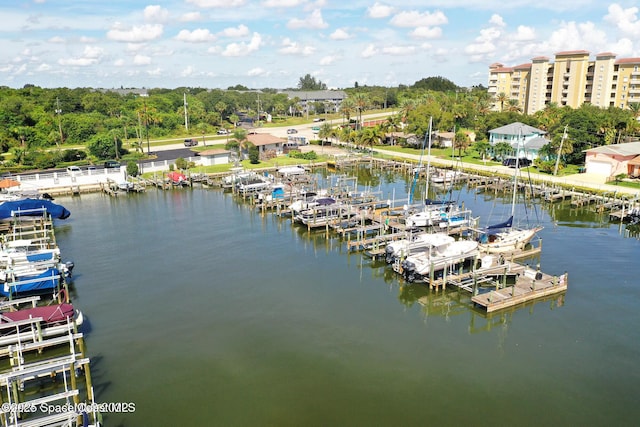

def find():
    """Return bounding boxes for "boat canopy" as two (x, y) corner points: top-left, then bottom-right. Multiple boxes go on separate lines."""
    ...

(1, 303), (74, 323)
(486, 215), (513, 230)
(0, 199), (70, 220)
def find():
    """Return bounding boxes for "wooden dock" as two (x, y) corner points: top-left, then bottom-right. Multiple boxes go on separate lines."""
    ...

(471, 269), (568, 312)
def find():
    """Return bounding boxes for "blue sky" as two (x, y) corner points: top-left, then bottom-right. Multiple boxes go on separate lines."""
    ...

(2, 0), (639, 89)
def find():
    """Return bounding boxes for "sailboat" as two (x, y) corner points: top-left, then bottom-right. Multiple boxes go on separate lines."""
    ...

(478, 132), (542, 253)
(405, 118), (461, 227)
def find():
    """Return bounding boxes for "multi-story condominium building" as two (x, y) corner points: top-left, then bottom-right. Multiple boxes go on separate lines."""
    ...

(488, 50), (640, 115)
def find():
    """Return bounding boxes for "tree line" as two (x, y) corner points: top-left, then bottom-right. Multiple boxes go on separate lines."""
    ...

(1, 77), (638, 172)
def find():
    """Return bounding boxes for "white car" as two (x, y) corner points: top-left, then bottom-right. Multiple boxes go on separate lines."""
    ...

(66, 166), (81, 174)
(217, 129), (229, 135)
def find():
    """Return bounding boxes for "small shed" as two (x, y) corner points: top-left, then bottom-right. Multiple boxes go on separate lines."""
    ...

(199, 148), (232, 166)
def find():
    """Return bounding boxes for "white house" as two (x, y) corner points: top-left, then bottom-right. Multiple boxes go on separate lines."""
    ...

(199, 148), (232, 166)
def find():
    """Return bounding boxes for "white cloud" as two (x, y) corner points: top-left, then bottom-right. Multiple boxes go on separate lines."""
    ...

(107, 23), (163, 42)
(220, 32), (262, 56)
(320, 55), (339, 65)
(181, 66), (195, 77)
(133, 54), (152, 65)
(36, 63), (51, 72)
(361, 44), (378, 58)
(247, 67), (267, 76)
(262, 0), (304, 7)
(410, 26), (442, 39)
(58, 45), (105, 67)
(513, 25), (536, 41)
(287, 9), (328, 30)
(147, 68), (162, 76)
(181, 12), (202, 22)
(144, 5), (170, 24)
(382, 45), (416, 56)
(329, 28), (351, 40)
(279, 38), (316, 55)
(49, 36), (65, 43)
(390, 10), (448, 28)
(367, 2), (394, 19)
(489, 14), (506, 27)
(186, 0), (246, 7)
(114, 59), (125, 66)
(220, 24), (250, 38)
(175, 29), (217, 42)
(604, 4), (640, 39)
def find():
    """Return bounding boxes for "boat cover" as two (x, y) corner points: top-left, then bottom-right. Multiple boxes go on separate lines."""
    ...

(1, 303), (74, 324)
(1, 267), (60, 296)
(0, 199), (70, 220)
(486, 215), (513, 230)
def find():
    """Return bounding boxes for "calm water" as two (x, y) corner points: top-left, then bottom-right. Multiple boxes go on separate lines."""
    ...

(51, 169), (640, 427)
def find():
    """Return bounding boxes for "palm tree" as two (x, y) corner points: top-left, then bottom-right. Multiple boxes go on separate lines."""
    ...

(473, 141), (492, 162)
(351, 93), (369, 129)
(495, 92), (508, 112)
(493, 141), (512, 161)
(506, 99), (522, 113)
(339, 98), (356, 125)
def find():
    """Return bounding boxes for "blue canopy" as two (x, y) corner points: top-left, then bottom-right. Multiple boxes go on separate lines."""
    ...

(487, 215), (513, 230)
(0, 198), (70, 220)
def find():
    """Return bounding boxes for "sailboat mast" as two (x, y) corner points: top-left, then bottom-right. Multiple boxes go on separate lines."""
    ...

(425, 116), (433, 202)
(510, 129), (521, 217)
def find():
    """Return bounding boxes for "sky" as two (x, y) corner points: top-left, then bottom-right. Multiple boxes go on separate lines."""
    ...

(2, 0), (640, 90)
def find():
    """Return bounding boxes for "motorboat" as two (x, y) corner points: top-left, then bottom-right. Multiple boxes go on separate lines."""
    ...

(385, 232), (454, 264)
(0, 302), (83, 349)
(400, 236), (479, 283)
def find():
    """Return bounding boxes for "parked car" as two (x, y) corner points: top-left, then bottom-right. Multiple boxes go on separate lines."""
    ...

(104, 160), (121, 169)
(287, 128), (298, 134)
(502, 157), (532, 168)
(184, 138), (198, 147)
(66, 166), (81, 174)
(217, 129), (228, 135)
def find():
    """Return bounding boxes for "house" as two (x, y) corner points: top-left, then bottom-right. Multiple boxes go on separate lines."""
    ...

(433, 132), (455, 148)
(488, 122), (549, 159)
(583, 141), (640, 177)
(199, 148), (232, 166)
(383, 132), (419, 146)
(247, 133), (286, 160)
(280, 90), (347, 115)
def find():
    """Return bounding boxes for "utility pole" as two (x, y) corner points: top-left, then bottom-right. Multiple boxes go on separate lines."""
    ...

(554, 125), (568, 176)
(184, 92), (189, 132)
(55, 97), (63, 147)
(144, 100), (150, 155)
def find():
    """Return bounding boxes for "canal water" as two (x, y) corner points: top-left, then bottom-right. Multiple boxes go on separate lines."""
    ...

(52, 168), (640, 426)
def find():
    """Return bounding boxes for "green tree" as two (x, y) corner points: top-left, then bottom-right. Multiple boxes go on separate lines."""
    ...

(473, 141), (492, 161)
(493, 141), (513, 161)
(454, 130), (471, 157)
(495, 92), (508, 112)
(297, 74), (327, 90)
(126, 160), (139, 177)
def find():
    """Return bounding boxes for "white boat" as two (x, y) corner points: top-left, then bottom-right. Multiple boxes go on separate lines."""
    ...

(296, 203), (356, 228)
(384, 232), (453, 264)
(400, 236), (479, 283)
(431, 169), (459, 184)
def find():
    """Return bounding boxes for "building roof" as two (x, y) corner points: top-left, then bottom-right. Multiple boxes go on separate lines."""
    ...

(513, 63), (532, 70)
(615, 57), (640, 65)
(489, 122), (547, 136)
(531, 56), (550, 61)
(628, 155), (640, 166)
(555, 50), (590, 56)
(279, 90), (347, 101)
(584, 141), (640, 156)
(596, 52), (616, 58)
(200, 148), (231, 156)
(523, 136), (549, 150)
(247, 133), (286, 146)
